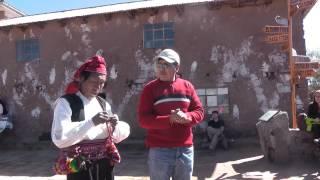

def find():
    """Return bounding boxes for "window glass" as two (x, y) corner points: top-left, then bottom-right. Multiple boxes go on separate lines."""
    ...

(197, 87), (229, 114)
(144, 22), (174, 48)
(16, 39), (40, 62)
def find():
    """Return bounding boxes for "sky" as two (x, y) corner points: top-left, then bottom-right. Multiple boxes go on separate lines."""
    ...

(5, 0), (320, 52)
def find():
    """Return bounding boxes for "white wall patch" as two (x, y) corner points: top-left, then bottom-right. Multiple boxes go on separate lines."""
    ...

(61, 51), (72, 61)
(31, 107), (41, 118)
(109, 65), (118, 80)
(233, 104), (240, 120)
(2, 69), (7, 86)
(49, 68), (56, 85)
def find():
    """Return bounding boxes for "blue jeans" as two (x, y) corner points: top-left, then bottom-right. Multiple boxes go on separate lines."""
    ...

(148, 146), (194, 180)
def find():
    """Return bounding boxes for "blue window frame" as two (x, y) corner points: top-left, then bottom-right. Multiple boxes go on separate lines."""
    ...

(16, 39), (40, 62)
(143, 22), (174, 49)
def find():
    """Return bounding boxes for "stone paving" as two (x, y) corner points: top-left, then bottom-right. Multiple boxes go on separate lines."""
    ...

(0, 138), (319, 180)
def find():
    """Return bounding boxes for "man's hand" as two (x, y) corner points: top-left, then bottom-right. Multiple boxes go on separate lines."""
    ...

(170, 109), (192, 125)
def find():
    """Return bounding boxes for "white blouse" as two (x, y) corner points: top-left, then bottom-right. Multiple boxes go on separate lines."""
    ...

(51, 92), (130, 149)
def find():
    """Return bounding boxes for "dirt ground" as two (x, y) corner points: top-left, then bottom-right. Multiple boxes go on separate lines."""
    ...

(0, 138), (319, 180)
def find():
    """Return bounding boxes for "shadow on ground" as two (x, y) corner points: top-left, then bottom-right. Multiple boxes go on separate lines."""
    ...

(0, 138), (319, 179)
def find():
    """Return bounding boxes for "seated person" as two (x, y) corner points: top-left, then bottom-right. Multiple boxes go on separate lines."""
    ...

(306, 90), (320, 139)
(0, 99), (12, 133)
(206, 110), (228, 151)
(0, 99), (8, 117)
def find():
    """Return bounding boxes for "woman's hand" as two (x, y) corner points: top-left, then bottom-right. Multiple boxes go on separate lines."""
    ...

(92, 112), (116, 126)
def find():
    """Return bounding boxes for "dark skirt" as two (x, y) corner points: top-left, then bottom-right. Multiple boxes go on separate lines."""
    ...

(67, 158), (114, 180)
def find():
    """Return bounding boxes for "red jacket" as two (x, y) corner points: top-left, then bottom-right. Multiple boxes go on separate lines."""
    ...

(138, 78), (204, 147)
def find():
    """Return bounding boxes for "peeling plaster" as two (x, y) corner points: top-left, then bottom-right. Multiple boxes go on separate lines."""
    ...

(49, 68), (56, 85)
(24, 63), (35, 80)
(31, 107), (41, 118)
(296, 95), (304, 110)
(250, 74), (268, 112)
(277, 74), (291, 93)
(268, 51), (287, 65)
(2, 69), (7, 85)
(210, 46), (219, 63)
(61, 51), (72, 61)
(29, 29), (35, 38)
(147, 16), (155, 24)
(269, 92), (280, 109)
(211, 38), (253, 83)
(64, 26), (72, 39)
(13, 63), (56, 108)
(162, 12), (169, 21)
(189, 61), (198, 80)
(116, 49), (155, 117)
(81, 34), (91, 47)
(8, 32), (13, 42)
(13, 89), (23, 106)
(117, 87), (140, 117)
(109, 65), (118, 80)
(261, 62), (270, 73)
(64, 68), (73, 85)
(276, 83), (291, 93)
(210, 37), (277, 112)
(239, 64), (249, 76)
(80, 24), (91, 33)
(80, 24), (93, 56)
(96, 49), (104, 56)
(135, 49), (154, 80)
(233, 105), (239, 120)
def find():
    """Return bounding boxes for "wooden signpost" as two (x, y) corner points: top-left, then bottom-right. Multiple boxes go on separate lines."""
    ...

(292, 55), (311, 62)
(262, 0), (318, 128)
(263, 26), (289, 34)
(295, 62), (319, 70)
(295, 69), (317, 77)
(265, 34), (289, 44)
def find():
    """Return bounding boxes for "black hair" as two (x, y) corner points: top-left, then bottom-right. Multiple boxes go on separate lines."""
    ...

(80, 71), (92, 81)
(212, 110), (219, 114)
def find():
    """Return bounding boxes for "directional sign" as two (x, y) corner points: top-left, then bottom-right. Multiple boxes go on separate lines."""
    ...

(263, 26), (288, 34)
(292, 55), (311, 62)
(295, 62), (319, 70)
(265, 34), (288, 44)
(295, 69), (317, 77)
(298, 0), (317, 9)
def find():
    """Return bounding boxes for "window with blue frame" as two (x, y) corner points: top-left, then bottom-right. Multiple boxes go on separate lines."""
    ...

(16, 39), (40, 62)
(143, 22), (174, 49)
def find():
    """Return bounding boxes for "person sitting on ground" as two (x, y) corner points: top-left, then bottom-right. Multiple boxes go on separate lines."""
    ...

(0, 99), (8, 117)
(306, 90), (320, 139)
(207, 110), (228, 151)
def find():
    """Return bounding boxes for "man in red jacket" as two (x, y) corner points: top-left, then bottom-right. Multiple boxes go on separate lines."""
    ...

(138, 49), (204, 180)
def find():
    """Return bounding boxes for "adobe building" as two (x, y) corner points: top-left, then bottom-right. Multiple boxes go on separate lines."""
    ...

(0, 0), (313, 145)
(0, 0), (24, 20)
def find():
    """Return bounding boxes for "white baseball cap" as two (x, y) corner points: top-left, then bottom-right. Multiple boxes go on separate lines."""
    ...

(156, 49), (180, 65)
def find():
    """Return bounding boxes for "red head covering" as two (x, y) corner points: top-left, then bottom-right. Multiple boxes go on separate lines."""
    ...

(65, 55), (107, 94)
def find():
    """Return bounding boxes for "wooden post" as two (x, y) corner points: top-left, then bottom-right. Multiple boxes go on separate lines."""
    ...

(288, 0), (297, 128)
